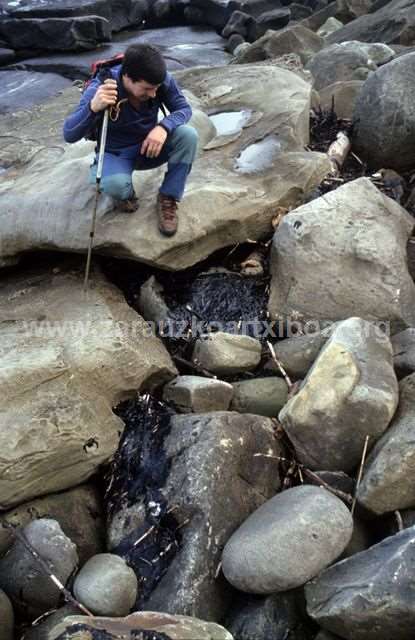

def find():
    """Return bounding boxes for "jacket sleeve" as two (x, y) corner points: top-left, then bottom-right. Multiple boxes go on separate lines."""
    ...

(63, 78), (102, 143)
(158, 73), (192, 134)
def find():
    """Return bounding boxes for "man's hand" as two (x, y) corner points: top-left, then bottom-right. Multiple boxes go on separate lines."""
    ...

(141, 125), (168, 158)
(90, 79), (118, 113)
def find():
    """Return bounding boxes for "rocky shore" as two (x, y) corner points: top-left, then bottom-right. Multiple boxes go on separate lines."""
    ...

(1, 0), (415, 639)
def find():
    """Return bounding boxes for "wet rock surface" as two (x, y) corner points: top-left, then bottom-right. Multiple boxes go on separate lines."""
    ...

(306, 526), (415, 640)
(0, 69), (72, 114)
(11, 26), (231, 79)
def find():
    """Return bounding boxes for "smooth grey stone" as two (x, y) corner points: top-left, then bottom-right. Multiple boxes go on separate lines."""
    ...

(222, 485), (353, 593)
(28, 611), (234, 640)
(73, 553), (138, 616)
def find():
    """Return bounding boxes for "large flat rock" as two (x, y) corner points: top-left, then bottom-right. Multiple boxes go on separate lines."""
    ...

(0, 265), (176, 509)
(0, 63), (330, 270)
(0, 70), (72, 115)
(11, 26), (231, 78)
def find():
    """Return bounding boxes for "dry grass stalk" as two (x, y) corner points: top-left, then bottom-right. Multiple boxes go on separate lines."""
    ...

(351, 435), (370, 515)
(2, 522), (93, 617)
(266, 341), (293, 389)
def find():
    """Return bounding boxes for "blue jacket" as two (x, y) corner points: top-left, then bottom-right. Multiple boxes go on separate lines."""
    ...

(63, 66), (192, 152)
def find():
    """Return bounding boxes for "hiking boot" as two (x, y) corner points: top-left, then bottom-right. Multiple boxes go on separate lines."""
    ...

(157, 193), (178, 237)
(117, 196), (139, 213)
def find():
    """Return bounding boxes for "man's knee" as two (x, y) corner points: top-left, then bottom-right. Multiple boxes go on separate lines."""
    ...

(170, 125), (199, 162)
(100, 173), (134, 200)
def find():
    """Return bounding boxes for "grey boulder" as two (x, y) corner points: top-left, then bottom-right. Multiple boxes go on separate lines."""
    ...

(306, 41), (380, 90)
(353, 52), (415, 171)
(279, 318), (398, 472)
(222, 485), (353, 593)
(357, 373), (415, 514)
(327, 0), (415, 45)
(268, 178), (415, 332)
(0, 15), (111, 51)
(108, 412), (283, 621)
(0, 266), (175, 508)
(0, 519), (78, 617)
(234, 24), (324, 65)
(306, 525), (415, 640)
(144, 412), (283, 620)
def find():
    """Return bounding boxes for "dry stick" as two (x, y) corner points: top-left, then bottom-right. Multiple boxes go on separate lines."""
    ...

(327, 131), (351, 177)
(133, 525), (155, 548)
(2, 522), (93, 617)
(300, 467), (353, 505)
(173, 354), (217, 379)
(266, 341), (293, 389)
(253, 454), (353, 505)
(395, 510), (404, 532)
(351, 435), (370, 516)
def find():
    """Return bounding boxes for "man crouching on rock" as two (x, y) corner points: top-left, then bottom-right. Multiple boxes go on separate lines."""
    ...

(63, 43), (198, 237)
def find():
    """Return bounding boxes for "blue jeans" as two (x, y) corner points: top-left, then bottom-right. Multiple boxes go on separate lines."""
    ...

(89, 124), (198, 202)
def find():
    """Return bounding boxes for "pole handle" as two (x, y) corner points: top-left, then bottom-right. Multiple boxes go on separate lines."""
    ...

(96, 109), (109, 181)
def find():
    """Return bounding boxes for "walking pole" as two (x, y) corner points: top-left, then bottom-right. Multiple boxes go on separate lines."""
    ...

(83, 107), (110, 293)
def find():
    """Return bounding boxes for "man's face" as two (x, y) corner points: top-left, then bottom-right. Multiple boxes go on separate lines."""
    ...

(122, 74), (160, 102)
